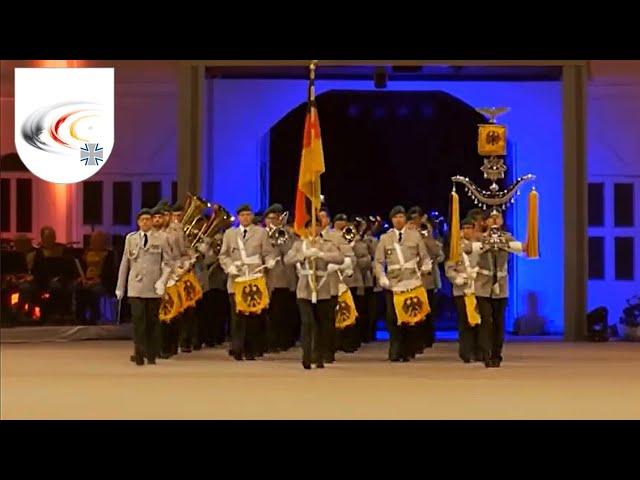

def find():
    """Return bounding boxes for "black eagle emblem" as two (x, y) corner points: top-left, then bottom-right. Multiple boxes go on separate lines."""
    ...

(485, 130), (501, 146)
(402, 295), (424, 318)
(160, 295), (174, 317)
(336, 299), (353, 325)
(183, 279), (197, 302)
(241, 283), (263, 308)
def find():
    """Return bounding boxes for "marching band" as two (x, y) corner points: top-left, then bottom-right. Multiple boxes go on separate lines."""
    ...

(115, 195), (527, 370)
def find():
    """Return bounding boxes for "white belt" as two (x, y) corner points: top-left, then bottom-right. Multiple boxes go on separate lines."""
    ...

(388, 259), (418, 271)
(477, 268), (507, 278)
(296, 262), (329, 290)
(237, 237), (261, 265)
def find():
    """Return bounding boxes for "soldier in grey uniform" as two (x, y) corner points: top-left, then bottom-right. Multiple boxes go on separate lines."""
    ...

(333, 213), (368, 353)
(362, 222), (380, 342)
(264, 203), (298, 353)
(469, 208), (523, 368)
(444, 217), (481, 363)
(207, 231), (230, 346)
(218, 204), (277, 361)
(374, 206), (431, 362)
(408, 207), (445, 354)
(284, 218), (344, 369)
(192, 229), (216, 350)
(116, 208), (171, 366)
(319, 207), (355, 363)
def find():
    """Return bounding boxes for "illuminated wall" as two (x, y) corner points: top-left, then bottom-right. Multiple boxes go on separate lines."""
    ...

(207, 78), (564, 333)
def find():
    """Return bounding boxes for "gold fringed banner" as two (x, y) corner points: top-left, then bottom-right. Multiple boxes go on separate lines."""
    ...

(525, 188), (539, 259)
(448, 190), (461, 262)
(393, 286), (430, 326)
(233, 274), (270, 315)
(178, 270), (202, 309)
(335, 288), (357, 329)
(159, 284), (183, 323)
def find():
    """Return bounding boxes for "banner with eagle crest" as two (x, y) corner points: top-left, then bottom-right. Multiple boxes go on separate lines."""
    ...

(159, 283), (184, 322)
(233, 274), (270, 315)
(335, 287), (357, 329)
(177, 270), (202, 309)
(393, 285), (431, 325)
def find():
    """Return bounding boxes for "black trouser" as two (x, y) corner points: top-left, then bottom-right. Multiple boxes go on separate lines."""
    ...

(363, 287), (377, 342)
(325, 296), (338, 362)
(337, 288), (363, 353)
(476, 297), (507, 362)
(159, 319), (178, 356)
(195, 290), (213, 347)
(179, 306), (197, 350)
(288, 290), (301, 348)
(423, 289), (436, 347)
(129, 297), (160, 361)
(268, 288), (290, 351)
(229, 294), (264, 358)
(297, 298), (334, 366)
(208, 289), (230, 345)
(385, 290), (411, 361)
(454, 296), (480, 361)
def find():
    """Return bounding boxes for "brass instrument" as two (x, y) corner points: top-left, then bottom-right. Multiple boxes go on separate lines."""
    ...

(419, 217), (432, 238)
(267, 211), (290, 246)
(342, 225), (357, 243)
(191, 204), (233, 248)
(354, 215), (382, 239)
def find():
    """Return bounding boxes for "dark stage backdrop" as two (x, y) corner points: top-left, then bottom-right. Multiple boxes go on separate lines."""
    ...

(268, 90), (492, 219)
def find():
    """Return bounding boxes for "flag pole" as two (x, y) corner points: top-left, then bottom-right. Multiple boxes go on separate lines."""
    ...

(309, 60), (318, 303)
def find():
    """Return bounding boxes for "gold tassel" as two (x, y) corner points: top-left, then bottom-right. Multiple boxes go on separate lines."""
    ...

(448, 189), (461, 262)
(525, 188), (539, 259)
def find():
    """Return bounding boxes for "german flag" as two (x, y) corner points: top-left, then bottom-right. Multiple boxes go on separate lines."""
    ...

(293, 64), (325, 237)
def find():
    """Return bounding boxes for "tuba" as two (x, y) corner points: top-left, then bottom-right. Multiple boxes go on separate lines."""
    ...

(191, 204), (233, 249)
(267, 211), (290, 246)
(181, 193), (212, 247)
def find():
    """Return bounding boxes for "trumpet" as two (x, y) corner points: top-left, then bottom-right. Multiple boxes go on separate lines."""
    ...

(267, 211), (290, 246)
(342, 225), (357, 243)
(354, 215), (382, 239)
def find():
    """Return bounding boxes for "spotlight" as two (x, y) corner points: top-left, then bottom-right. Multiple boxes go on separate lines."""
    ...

(374, 68), (387, 89)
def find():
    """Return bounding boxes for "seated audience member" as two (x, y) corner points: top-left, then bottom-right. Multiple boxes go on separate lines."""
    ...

(75, 231), (117, 324)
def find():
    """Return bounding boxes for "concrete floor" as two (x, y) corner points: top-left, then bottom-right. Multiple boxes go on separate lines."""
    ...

(1, 340), (639, 419)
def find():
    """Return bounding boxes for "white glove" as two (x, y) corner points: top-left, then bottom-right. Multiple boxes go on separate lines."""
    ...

(196, 242), (209, 255)
(115, 290), (124, 301)
(421, 258), (433, 272)
(304, 248), (321, 258)
(379, 276), (390, 289)
(327, 263), (339, 273)
(454, 276), (467, 286)
(265, 258), (278, 269)
(154, 280), (165, 297)
(227, 265), (239, 276)
(343, 269), (354, 277)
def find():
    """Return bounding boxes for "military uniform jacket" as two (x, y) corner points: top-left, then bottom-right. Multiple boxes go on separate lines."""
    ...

(266, 226), (298, 292)
(444, 240), (480, 297)
(218, 225), (277, 294)
(165, 222), (188, 266)
(343, 238), (371, 291)
(207, 232), (227, 291)
(420, 234), (445, 290)
(471, 232), (523, 299)
(374, 228), (430, 291)
(321, 227), (356, 296)
(363, 234), (378, 289)
(116, 229), (171, 298)
(284, 237), (344, 301)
